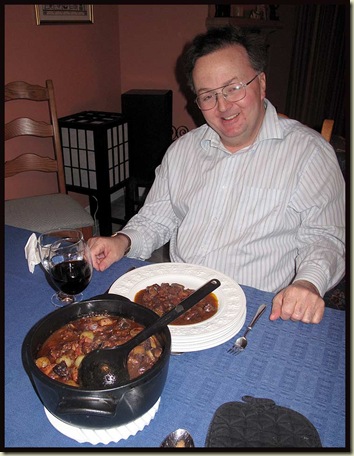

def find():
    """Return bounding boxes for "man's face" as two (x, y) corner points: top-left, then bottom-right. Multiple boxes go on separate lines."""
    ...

(193, 45), (266, 152)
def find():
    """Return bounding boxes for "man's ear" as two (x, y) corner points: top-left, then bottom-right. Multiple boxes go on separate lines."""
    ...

(259, 72), (266, 99)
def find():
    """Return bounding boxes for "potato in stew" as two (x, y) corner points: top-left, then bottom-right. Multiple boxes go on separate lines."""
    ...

(35, 315), (163, 387)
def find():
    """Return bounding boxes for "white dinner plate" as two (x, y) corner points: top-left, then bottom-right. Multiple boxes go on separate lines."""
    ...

(109, 263), (246, 352)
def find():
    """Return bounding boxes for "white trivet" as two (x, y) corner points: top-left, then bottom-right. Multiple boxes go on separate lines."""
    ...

(44, 397), (160, 445)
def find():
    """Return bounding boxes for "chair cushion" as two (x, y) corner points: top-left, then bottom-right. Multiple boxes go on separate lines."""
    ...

(5, 193), (94, 233)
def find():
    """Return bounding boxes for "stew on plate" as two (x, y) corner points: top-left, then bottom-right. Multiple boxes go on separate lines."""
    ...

(135, 282), (218, 325)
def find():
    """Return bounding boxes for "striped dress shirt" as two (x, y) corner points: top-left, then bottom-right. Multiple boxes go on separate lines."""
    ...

(122, 99), (345, 295)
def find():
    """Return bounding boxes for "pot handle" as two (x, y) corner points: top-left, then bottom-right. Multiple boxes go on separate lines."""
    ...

(57, 396), (116, 416)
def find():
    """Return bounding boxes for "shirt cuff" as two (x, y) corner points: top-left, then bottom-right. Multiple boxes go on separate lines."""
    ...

(293, 266), (328, 297)
(118, 228), (145, 258)
(111, 232), (131, 255)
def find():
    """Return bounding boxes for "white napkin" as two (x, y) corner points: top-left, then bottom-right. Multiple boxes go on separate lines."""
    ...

(24, 233), (41, 273)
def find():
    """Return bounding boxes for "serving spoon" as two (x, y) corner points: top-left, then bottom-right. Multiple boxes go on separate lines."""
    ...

(79, 278), (221, 389)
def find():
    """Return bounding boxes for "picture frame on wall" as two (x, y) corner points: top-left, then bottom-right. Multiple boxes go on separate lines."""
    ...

(35, 5), (94, 25)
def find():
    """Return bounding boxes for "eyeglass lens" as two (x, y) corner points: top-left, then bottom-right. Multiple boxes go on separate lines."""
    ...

(196, 83), (245, 110)
(196, 73), (260, 111)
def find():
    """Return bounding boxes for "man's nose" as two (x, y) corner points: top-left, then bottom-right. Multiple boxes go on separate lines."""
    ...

(215, 92), (230, 111)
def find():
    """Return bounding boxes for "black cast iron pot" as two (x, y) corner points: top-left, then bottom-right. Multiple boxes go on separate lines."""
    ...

(22, 294), (171, 429)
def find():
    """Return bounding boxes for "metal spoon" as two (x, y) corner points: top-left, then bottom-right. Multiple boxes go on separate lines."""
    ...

(160, 429), (195, 448)
(79, 278), (221, 389)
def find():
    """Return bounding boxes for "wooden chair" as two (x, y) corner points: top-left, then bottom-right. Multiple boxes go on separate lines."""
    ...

(5, 80), (94, 240)
(320, 119), (334, 142)
(278, 113), (334, 142)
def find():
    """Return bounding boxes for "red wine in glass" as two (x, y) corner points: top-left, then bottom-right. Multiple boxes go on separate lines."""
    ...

(38, 229), (93, 307)
(50, 259), (92, 296)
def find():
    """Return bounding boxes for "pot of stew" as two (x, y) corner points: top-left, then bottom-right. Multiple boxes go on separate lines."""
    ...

(22, 294), (171, 429)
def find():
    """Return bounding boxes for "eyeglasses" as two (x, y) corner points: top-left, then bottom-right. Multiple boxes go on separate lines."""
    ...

(195, 73), (260, 111)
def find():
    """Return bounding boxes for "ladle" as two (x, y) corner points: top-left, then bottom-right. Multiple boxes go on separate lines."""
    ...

(79, 278), (221, 389)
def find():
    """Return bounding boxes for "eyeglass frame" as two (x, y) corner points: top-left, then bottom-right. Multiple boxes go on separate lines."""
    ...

(195, 73), (261, 111)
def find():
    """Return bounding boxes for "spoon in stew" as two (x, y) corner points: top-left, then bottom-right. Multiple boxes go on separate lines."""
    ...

(79, 278), (221, 389)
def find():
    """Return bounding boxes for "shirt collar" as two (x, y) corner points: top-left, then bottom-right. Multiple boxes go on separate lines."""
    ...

(258, 99), (284, 141)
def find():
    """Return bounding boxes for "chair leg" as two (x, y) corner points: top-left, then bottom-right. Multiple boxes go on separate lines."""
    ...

(126, 177), (140, 217)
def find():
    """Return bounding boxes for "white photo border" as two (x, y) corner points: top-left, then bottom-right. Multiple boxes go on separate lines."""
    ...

(35, 5), (94, 25)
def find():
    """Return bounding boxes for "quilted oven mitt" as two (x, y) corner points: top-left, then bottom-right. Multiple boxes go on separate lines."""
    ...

(205, 396), (322, 448)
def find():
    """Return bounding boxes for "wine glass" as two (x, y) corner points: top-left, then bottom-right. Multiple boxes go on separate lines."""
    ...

(38, 229), (84, 273)
(37, 229), (93, 307)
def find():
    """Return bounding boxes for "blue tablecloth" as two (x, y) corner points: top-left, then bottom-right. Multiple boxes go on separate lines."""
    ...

(5, 225), (347, 448)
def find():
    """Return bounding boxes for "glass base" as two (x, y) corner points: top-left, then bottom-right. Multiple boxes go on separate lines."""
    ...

(51, 291), (83, 307)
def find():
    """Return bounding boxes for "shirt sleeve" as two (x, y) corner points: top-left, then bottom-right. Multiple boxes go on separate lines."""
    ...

(120, 149), (179, 260)
(289, 139), (345, 296)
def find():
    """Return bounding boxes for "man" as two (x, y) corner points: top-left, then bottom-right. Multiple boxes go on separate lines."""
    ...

(88, 26), (345, 324)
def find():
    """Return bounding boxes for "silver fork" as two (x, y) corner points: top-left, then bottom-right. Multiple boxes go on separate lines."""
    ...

(227, 304), (267, 355)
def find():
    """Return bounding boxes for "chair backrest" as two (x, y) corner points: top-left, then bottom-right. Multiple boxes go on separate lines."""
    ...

(5, 80), (66, 194)
(278, 113), (334, 142)
(320, 119), (334, 142)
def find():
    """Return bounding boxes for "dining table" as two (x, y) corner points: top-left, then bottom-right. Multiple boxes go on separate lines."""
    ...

(4, 224), (347, 449)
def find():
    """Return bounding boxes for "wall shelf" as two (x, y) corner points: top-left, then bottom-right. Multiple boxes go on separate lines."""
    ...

(206, 4), (283, 35)
(206, 17), (283, 33)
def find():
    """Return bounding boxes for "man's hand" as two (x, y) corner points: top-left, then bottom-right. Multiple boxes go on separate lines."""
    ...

(87, 234), (130, 272)
(270, 280), (325, 324)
